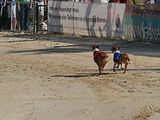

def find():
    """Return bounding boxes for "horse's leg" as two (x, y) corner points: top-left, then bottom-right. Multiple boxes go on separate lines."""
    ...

(102, 62), (107, 71)
(121, 63), (124, 69)
(113, 62), (116, 72)
(124, 62), (128, 73)
(116, 63), (119, 68)
(98, 66), (101, 75)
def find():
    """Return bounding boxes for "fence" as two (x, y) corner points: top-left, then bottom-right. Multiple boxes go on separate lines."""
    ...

(0, 1), (48, 33)
(35, 2), (48, 32)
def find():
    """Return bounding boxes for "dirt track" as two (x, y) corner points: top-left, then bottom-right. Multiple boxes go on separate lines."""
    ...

(0, 32), (160, 120)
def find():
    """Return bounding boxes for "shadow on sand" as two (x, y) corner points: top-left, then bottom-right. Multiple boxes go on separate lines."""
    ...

(51, 72), (114, 78)
(50, 68), (160, 79)
(1, 33), (160, 58)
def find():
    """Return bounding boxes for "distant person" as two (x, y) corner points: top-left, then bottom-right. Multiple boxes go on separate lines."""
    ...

(11, 0), (17, 30)
(18, 0), (33, 31)
(115, 14), (120, 30)
(6, 0), (12, 29)
(0, 0), (5, 31)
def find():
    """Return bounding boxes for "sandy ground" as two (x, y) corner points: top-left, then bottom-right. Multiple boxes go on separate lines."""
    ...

(0, 32), (160, 120)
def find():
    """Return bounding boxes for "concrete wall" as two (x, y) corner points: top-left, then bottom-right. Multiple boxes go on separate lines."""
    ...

(48, 1), (160, 44)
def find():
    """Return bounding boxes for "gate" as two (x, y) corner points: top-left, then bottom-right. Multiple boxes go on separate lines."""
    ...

(34, 2), (48, 33)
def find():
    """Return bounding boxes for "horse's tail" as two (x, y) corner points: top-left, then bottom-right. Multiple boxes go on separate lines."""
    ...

(126, 56), (133, 64)
(127, 56), (130, 62)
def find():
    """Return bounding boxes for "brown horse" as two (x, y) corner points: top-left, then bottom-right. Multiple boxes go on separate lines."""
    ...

(111, 46), (130, 73)
(92, 45), (109, 74)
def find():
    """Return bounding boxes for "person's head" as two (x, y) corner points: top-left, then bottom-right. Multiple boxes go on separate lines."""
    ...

(111, 46), (120, 53)
(117, 46), (120, 50)
(92, 45), (99, 50)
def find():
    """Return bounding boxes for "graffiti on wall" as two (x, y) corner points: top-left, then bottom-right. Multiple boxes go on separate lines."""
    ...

(124, 4), (160, 43)
(124, 19), (160, 41)
(48, 1), (125, 38)
(48, 1), (160, 43)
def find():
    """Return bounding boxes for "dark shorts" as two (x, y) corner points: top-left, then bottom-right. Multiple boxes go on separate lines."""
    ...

(113, 59), (119, 63)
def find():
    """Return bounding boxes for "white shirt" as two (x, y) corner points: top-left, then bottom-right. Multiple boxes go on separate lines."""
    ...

(93, 48), (99, 52)
(114, 50), (120, 54)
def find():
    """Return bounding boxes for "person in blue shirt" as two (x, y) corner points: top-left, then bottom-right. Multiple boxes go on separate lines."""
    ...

(113, 46), (120, 62)
(112, 46), (121, 72)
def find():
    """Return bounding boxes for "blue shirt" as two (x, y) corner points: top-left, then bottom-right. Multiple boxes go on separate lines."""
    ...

(113, 50), (120, 62)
